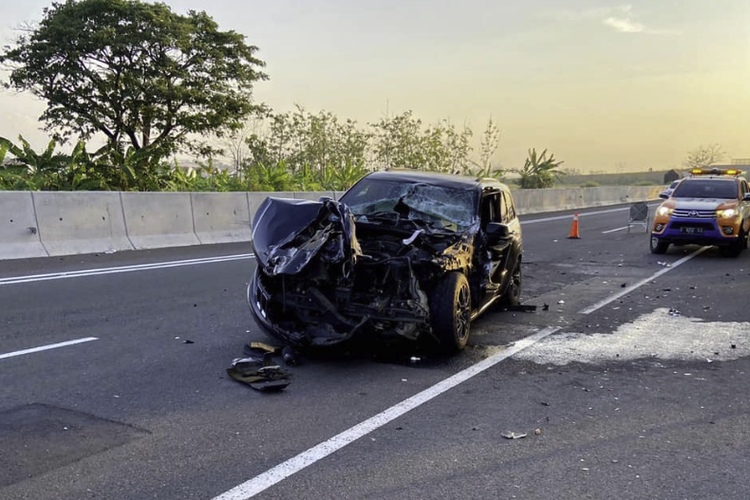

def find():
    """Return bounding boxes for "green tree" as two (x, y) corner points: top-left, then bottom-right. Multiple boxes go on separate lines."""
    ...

(0, 0), (268, 164)
(516, 148), (565, 189)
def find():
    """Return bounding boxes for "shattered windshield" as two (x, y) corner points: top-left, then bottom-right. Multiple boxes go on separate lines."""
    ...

(340, 179), (478, 231)
(673, 179), (738, 199)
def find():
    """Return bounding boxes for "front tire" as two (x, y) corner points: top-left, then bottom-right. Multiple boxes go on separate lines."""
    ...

(429, 272), (471, 353)
(501, 257), (523, 306)
(720, 227), (746, 258)
(650, 235), (669, 254)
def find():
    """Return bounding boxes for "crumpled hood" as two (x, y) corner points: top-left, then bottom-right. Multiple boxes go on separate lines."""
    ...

(251, 197), (362, 275)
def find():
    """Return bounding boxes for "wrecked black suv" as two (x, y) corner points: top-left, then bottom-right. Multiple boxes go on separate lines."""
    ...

(247, 170), (523, 352)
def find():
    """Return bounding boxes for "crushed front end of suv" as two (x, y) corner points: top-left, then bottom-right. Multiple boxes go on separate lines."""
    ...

(247, 170), (523, 352)
(651, 167), (750, 257)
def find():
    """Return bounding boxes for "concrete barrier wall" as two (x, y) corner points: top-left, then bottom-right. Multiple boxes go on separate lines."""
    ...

(0, 192), (47, 259)
(0, 187), (662, 261)
(121, 192), (200, 250)
(32, 192), (133, 256)
(513, 186), (661, 215)
(191, 192), (251, 245)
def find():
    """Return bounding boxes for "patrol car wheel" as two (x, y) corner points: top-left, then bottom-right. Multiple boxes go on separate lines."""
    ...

(650, 236), (669, 254)
(721, 227), (746, 258)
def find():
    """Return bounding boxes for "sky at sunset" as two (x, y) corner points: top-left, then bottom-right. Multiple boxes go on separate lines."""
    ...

(1, 0), (748, 172)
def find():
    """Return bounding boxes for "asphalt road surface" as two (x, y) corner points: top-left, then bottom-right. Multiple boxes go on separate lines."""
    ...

(1, 204), (749, 500)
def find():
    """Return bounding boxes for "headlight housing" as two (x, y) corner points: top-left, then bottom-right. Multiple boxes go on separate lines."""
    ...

(717, 208), (738, 218)
(657, 206), (674, 217)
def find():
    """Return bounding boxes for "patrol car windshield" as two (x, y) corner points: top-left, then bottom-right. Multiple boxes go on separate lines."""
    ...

(672, 179), (737, 199)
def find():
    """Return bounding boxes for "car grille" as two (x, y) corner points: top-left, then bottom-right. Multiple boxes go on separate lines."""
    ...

(672, 209), (716, 218)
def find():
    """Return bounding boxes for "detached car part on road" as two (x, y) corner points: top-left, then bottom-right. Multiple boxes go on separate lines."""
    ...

(247, 170), (523, 352)
(651, 167), (750, 257)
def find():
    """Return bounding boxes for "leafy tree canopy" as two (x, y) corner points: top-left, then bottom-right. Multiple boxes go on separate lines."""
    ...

(0, 0), (268, 160)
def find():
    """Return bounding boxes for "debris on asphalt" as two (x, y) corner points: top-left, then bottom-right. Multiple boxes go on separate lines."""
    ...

(541, 401), (550, 406)
(244, 341), (283, 356)
(621, 283), (627, 288)
(227, 358), (291, 392)
(282, 346), (301, 366)
(228, 341), (296, 392)
(501, 431), (527, 440)
(183, 340), (194, 344)
(507, 304), (538, 313)
(558, 300), (565, 304)
(668, 308), (680, 317)
(542, 303), (550, 311)
(534, 429), (542, 435)
(731, 344), (737, 349)
(410, 356), (422, 364)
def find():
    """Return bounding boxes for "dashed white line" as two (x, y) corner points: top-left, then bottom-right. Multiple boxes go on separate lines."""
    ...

(602, 226), (629, 234)
(0, 253), (254, 286)
(211, 326), (561, 500)
(578, 246), (709, 314)
(0, 337), (99, 360)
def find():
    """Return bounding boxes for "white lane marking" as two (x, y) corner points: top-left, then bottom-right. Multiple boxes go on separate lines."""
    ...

(0, 253), (255, 286)
(0, 337), (99, 360)
(578, 246), (709, 314)
(522, 203), (660, 225)
(212, 326), (561, 500)
(602, 226), (629, 234)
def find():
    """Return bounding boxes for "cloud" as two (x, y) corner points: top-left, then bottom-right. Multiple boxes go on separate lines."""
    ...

(543, 4), (679, 36)
(603, 16), (645, 33)
(601, 5), (680, 35)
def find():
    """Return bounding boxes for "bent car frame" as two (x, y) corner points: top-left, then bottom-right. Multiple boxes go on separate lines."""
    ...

(247, 170), (523, 352)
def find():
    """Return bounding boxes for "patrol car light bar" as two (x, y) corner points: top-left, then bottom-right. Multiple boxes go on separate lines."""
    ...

(690, 168), (743, 176)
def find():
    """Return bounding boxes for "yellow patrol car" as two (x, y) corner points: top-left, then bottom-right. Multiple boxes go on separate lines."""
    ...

(651, 167), (750, 257)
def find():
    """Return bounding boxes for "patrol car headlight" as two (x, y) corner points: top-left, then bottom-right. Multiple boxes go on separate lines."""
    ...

(657, 206), (674, 216)
(717, 208), (737, 218)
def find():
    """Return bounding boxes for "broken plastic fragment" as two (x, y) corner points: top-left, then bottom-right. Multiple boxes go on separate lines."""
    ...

(282, 346), (301, 366)
(227, 361), (291, 392)
(501, 431), (527, 439)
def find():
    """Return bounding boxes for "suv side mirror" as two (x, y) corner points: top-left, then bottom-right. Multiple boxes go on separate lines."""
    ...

(486, 222), (510, 241)
(319, 196), (333, 203)
(744, 193), (750, 201)
(659, 192), (669, 199)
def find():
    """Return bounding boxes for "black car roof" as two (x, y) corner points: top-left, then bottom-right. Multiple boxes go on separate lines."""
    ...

(363, 170), (508, 192)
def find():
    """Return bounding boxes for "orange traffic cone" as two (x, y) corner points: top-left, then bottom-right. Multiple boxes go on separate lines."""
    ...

(567, 213), (581, 239)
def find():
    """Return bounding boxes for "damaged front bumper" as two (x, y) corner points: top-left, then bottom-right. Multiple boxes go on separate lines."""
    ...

(247, 264), (432, 348)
